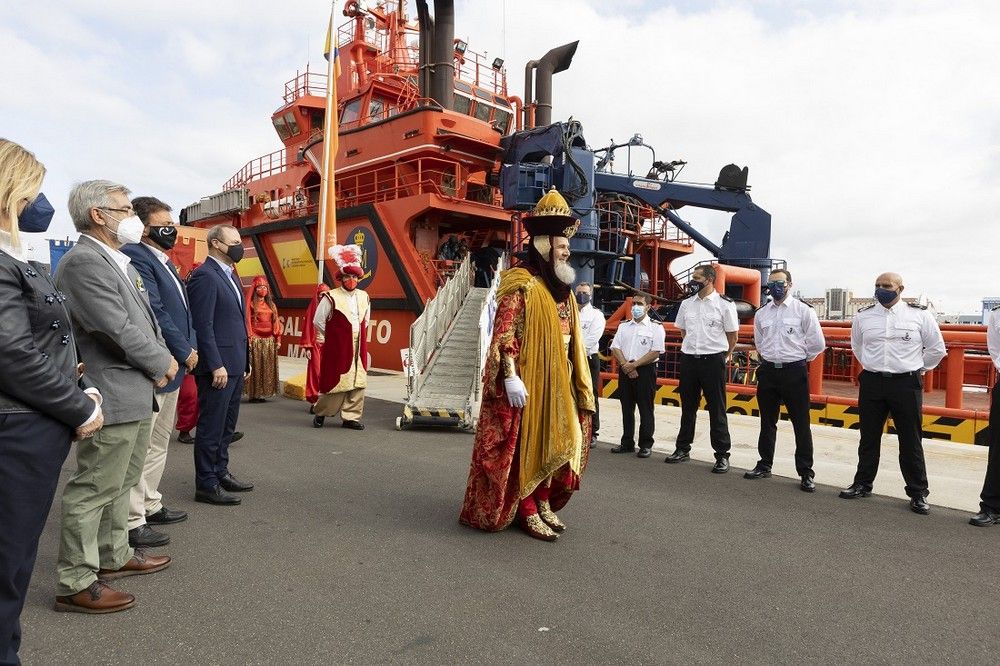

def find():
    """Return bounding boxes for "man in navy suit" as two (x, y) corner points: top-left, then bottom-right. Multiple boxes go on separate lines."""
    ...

(187, 224), (253, 505)
(121, 197), (196, 545)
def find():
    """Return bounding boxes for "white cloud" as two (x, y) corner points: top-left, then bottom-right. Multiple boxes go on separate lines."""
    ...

(3, 0), (998, 312)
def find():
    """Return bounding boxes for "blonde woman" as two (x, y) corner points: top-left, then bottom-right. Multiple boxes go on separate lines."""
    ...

(0, 140), (108, 658)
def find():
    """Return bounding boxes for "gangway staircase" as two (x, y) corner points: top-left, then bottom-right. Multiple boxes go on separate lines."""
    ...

(397, 254), (504, 431)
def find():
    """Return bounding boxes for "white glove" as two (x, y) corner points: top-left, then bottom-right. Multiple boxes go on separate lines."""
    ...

(504, 376), (528, 408)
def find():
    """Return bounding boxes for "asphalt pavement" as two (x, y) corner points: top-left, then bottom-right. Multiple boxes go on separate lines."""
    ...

(19, 396), (1000, 665)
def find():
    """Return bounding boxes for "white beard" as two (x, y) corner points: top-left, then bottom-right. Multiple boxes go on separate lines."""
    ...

(554, 260), (575, 285)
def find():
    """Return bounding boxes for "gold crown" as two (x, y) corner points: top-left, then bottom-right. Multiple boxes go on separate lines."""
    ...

(532, 187), (572, 217)
(353, 230), (365, 244)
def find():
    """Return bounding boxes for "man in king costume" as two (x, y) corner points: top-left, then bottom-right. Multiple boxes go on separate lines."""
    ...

(312, 244), (369, 430)
(459, 188), (595, 541)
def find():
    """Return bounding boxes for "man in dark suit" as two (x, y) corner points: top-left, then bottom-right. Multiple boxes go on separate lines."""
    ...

(187, 224), (253, 505)
(122, 197), (196, 547)
(55, 180), (176, 613)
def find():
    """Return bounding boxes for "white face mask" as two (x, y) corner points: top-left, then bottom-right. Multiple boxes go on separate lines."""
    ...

(112, 215), (144, 245)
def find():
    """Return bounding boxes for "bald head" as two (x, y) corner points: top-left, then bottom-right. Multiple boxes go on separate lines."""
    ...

(874, 272), (904, 308)
(876, 272), (903, 290)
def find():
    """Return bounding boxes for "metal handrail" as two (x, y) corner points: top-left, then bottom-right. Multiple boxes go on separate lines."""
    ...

(407, 255), (473, 400)
(470, 254), (507, 422)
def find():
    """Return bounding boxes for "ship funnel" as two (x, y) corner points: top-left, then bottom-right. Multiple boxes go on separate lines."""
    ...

(416, 0), (455, 110)
(531, 41), (578, 127)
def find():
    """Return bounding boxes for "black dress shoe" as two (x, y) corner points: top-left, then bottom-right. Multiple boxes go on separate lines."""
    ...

(909, 496), (930, 515)
(342, 420), (365, 430)
(177, 431), (194, 444)
(313, 416), (325, 428)
(248, 398), (266, 403)
(636, 448), (651, 458)
(230, 431), (245, 443)
(195, 486), (241, 505)
(128, 524), (170, 548)
(219, 473), (254, 492)
(663, 450), (690, 463)
(146, 507), (188, 525)
(743, 466), (771, 480)
(800, 476), (816, 493)
(610, 444), (636, 454)
(711, 457), (730, 474)
(969, 510), (1000, 527)
(838, 484), (872, 499)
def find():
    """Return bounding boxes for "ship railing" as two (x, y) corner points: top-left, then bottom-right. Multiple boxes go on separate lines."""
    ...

(407, 255), (474, 400)
(454, 49), (507, 96)
(335, 156), (497, 208)
(596, 197), (693, 248)
(283, 68), (328, 104)
(469, 253), (508, 425)
(223, 149), (288, 190)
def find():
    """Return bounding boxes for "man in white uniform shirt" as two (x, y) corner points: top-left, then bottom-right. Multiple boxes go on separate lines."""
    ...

(971, 305), (1000, 526)
(664, 265), (739, 473)
(610, 293), (666, 458)
(840, 272), (945, 515)
(745, 268), (825, 492)
(575, 282), (606, 448)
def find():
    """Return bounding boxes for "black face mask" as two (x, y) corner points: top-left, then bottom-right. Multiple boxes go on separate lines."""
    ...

(216, 240), (245, 263)
(148, 225), (177, 250)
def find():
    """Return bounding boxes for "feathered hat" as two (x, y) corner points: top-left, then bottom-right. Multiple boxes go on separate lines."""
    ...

(522, 187), (580, 238)
(328, 243), (364, 277)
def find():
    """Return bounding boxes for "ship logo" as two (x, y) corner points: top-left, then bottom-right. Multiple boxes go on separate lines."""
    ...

(347, 225), (377, 287)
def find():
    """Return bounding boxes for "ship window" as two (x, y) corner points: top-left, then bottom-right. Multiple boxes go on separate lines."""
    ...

(454, 93), (471, 115)
(454, 80), (472, 94)
(273, 116), (291, 140)
(341, 98), (363, 124)
(473, 88), (492, 101)
(369, 97), (386, 120)
(309, 109), (324, 131)
(494, 109), (512, 133)
(473, 101), (492, 122)
(493, 95), (511, 109)
(283, 112), (301, 136)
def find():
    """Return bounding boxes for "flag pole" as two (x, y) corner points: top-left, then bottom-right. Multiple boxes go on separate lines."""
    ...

(316, 3), (340, 283)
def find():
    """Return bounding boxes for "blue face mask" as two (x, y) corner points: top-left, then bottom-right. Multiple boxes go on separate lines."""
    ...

(631, 304), (646, 320)
(18, 193), (55, 233)
(766, 281), (787, 301)
(576, 292), (591, 306)
(875, 287), (898, 306)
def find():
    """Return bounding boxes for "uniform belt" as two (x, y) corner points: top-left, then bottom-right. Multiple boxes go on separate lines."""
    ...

(862, 369), (920, 378)
(760, 359), (807, 369)
(682, 351), (727, 359)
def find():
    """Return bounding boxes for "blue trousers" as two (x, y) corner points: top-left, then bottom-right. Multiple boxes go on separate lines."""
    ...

(0, 412), (71, 665)
(194, 373), (243, 491)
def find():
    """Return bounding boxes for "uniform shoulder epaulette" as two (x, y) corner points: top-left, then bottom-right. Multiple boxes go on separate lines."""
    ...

(992, 304), (1000, 311)
(907, 302), (928, 310)
(798, 298), (814, 308)
(719, 294), (734, 302)
(858, 304), (876, 312)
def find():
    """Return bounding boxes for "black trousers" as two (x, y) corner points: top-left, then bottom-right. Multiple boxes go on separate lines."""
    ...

(588, 353), (601, 438)
(755, 362), (814, 477)
(194, 373), (244, 491)
(853, 370), (928, 498)
(676, 352), (731, 457)
(0, 412), (72, 665)
(979, 383), (1000, 512)
(618, 364), (656, 449)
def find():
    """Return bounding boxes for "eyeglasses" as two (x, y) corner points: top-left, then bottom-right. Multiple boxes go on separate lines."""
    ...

(98, 206), (134, 216)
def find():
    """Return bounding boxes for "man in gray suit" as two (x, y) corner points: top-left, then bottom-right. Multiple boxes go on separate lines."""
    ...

(53, 181), (178, 614)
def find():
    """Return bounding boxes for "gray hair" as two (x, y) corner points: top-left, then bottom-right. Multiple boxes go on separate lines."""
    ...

(68, 180), (130, 232)
(207, 224), (238, 245)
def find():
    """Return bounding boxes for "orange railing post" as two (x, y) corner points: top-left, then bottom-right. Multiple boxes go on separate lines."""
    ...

(945, 346), (965, 409)
(808, 355), (824, 395)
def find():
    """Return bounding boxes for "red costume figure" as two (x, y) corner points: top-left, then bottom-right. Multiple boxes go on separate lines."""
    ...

(460, 188), (595, 541)
(313, 245), (369, 430)
(244, 276), (281, 402)
(303, 283), (331, 407)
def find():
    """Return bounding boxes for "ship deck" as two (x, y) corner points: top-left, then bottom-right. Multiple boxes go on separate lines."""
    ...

(20, 367), (996, 663)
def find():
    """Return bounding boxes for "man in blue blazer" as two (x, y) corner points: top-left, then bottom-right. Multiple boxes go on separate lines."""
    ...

(187, 224), (253, 505)
(122, 197), (197, 545)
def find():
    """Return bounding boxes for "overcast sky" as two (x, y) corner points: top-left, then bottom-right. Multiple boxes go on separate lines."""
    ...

(3, 0), (997, 312)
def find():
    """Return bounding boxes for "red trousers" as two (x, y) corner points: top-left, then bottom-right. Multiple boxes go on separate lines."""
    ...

(516, 483), (550, 519)
(175, 374), (199, 432)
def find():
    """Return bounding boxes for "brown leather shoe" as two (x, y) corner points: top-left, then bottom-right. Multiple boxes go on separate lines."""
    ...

(520, 514), (558, 542)
(98, 548), (171, 580)
(54, 581), (136, 614)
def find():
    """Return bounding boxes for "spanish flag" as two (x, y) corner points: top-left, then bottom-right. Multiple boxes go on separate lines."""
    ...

(316, 4), (341, 273)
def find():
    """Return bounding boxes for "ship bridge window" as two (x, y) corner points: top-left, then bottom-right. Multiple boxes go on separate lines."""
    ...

(473, 101), (492, 122)
(283, 112), (301, 136)
(493, 95), (511, 109)
(369, 96), (387, 120)
(273, 116), (292, 140)
(341, 98), (363, 124)
(454, 93), (472, 115)
(494, 109), (512, 133)
(309, 109), (324, 131)
(454, 80), (473, 94)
